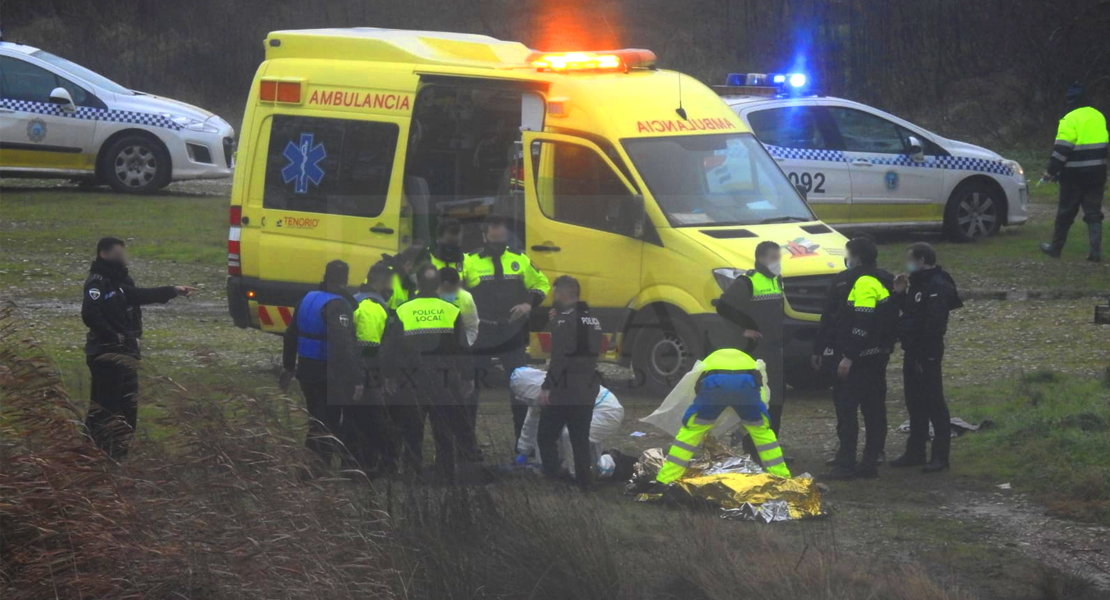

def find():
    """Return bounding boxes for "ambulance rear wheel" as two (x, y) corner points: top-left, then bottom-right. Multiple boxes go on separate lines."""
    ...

(101, 135), (171, 194)
(632, 320), (702, 394)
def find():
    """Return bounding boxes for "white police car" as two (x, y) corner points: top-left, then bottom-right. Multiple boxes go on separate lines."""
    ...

(0, 41), (234, 193)
(718, 73), (1028, 241)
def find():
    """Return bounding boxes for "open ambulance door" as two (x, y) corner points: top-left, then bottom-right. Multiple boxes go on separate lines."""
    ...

(520, 131), (646, 352)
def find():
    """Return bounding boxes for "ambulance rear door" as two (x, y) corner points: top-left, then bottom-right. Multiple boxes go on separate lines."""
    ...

(244, 104), (408, 294)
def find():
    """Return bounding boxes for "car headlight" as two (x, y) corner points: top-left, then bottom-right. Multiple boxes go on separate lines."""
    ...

(167, 114), (220, 133)
(713, 267), (745, 292)
(1002, 159), (1024, 181)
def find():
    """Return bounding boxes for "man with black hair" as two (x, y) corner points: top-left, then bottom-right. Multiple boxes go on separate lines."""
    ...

(538, 275), (604, 489)
(463, 214), (550, 444)
(82, 237), (195, 459)
(429, 217), (467, 273)
(381, 264), (476, 479)
(716, 240), (786, 435)
(280, 260), (364, 467)
(891, 243), (963, 473)
(1039, 82), (1106, 262)
(825, 237), (897, 480)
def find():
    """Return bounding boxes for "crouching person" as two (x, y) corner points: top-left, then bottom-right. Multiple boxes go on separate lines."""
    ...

(538, 276), (603, 489)
(657, 348), (791, 484)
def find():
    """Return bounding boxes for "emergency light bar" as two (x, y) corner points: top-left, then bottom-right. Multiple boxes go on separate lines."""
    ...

(725, 72), (809, 91)
(527, 49), (657, 72)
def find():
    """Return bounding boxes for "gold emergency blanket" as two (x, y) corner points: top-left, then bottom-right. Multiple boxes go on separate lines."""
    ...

(631, 437), (824, 522)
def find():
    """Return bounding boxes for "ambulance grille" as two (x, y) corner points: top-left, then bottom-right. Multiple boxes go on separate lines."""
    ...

(783, 274), (835, 315)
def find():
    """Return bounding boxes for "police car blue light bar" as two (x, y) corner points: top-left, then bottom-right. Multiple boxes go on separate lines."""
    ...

(725, 72), (809, 91)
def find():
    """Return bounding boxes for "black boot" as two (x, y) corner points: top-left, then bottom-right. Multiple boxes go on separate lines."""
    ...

(922, 459), (950, 473)
(823, 464), (856, 481)
(890, 453), (927, 468)
(1039, 242), (1063, 258)
(1088, 222), (1103, 262)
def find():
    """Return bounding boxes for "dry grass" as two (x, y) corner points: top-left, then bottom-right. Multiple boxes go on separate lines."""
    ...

(2, 299), (986, 599)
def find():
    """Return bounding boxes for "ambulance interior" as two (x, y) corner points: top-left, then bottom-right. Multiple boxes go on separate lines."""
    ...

(403, 81), (524, 251)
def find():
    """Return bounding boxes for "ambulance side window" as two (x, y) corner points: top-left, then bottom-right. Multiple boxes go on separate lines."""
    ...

(262, 115), (398, 218)
(532, 140), (637, 237)
(747, 107), (829, 150)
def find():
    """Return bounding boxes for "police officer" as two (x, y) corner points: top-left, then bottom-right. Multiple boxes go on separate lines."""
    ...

(1039, 82), (1107, 262)
(825, 238), (897, 481)
(383, 245), (424, 311)
(350, 262), (395, 473)
(715, 240), (785, 434)
(537, 276), (604, 489)
(82, 237), (195, 459)
(463, 214), (550, 443)
(657, 348), (791, 485)
(280, 260), (364, 467)
(382, 264), (476, 480)
(428, 217), (467, 273)
(891, 243), (963, 473)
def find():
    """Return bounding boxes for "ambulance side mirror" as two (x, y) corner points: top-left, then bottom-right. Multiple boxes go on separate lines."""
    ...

(49, 87), (76, 113)
(630, 194), (646, 239)
(907, 135), (925, 161)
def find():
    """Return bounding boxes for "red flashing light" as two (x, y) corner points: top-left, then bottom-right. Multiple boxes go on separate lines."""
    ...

(230, 205), (242, 226)
(259, 80), (302, 103)
(527, 49), (656, 72)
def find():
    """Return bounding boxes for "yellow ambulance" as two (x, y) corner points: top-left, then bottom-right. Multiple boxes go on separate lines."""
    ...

(226, 28), (848, 389)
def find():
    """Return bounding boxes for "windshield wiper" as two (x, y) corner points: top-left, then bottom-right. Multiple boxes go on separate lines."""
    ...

(758, 216), (811, 224)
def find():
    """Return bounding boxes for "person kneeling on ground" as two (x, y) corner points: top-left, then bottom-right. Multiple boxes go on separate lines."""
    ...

(657, 348), (791, 484)
(538, 275), (604, 489)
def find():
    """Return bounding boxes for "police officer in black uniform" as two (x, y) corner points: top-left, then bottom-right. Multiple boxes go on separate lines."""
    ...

(538, 276), (604, 489)
(280, 260), (364, 467)
(891, 243), (963, 473)
(82, 237), (195, 459)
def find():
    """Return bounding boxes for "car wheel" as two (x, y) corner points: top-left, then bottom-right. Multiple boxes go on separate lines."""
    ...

(944, 181), (1002, 242)
(102, 136), (171, 193)
(631, 318), (702, 394)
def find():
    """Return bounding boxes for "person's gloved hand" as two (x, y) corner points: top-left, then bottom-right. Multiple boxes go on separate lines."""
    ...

(514, 453), (529, 465)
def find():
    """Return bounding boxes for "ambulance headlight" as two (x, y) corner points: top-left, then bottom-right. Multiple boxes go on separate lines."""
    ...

(713, 268), (745, 292)
(1002, 159), (1024, 181)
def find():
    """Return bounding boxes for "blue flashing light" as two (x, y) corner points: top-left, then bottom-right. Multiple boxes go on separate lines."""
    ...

(788, 73), (807, 88)
(772, 74), (786, 84)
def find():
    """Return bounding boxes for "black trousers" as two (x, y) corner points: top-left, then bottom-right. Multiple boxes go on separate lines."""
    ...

(833, 356), (888, 467)
(537, 403), (595, 488)
(1052, 181), (1105, 244)
(394, 367), (478, 480)
(472, 347), (529, 445)
(340, 402), (392, 473)
(902, 356), (951, 463)
(299, 378), (345, 464)
(85, 354), (139, 459)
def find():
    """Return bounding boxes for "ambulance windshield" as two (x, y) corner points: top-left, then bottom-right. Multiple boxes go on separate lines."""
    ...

(622, 133), (813, 227)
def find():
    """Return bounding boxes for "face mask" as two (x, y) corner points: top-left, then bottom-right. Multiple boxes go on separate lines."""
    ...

(906, 262), (919, 274)
(438, 242), (462, 262)
(767, 262), (782, 277)
(439, 291), (458, 304)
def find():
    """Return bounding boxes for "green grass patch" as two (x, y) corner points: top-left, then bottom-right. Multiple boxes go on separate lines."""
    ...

(953, 370), (1110, 524)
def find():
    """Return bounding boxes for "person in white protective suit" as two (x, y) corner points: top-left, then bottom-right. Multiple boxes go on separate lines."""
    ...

(510, 367), (625, 479)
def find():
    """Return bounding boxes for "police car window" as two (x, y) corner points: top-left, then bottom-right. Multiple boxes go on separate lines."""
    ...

(747, 107), (828, 150)
(623, 133), (813, 227)
(827, 107), (907, 154)
(532, 140), (638, 237)
(0, 57), (58, 103)
(263, 115), (398, 218)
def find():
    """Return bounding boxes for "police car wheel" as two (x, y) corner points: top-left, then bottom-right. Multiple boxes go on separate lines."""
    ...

(102, 136), (171, 194)
(944, 181), (1001, 242)
(632, 321), (701, 393)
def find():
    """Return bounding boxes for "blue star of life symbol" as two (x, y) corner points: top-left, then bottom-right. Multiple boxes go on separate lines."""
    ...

(281, 133), (326, 194)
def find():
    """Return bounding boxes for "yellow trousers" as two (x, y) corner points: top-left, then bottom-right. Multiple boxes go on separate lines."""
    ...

(657, 411), (791, 483)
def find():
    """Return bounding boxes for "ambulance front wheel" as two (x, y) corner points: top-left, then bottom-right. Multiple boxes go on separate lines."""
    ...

(631, 318), (702, 394)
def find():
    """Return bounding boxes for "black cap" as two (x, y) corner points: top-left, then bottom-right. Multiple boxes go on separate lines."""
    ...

(1066, 81), (1084, 105)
